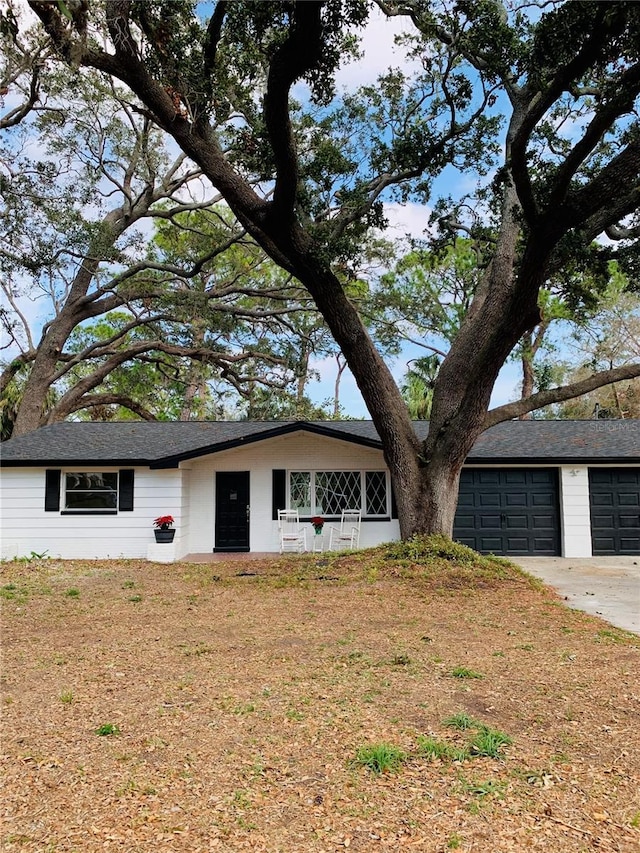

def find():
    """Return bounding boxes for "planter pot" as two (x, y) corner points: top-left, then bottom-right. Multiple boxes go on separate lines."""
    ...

(154, 528), (175, 543)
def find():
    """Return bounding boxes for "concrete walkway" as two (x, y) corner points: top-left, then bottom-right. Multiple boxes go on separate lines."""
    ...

(512, 556), (640, 635)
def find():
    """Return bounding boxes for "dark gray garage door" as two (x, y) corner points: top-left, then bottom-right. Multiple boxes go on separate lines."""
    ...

(454, 468), (560, 556)
(589, 468), (640, 555)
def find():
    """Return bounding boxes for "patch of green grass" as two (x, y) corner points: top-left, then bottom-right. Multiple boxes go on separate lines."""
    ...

(516, 643), (534, 651)
(443, 712), (478, 731)
(446, 833), (462, 849)
(630, 811), (640, 828)
(391, 652), (411, 666)
(451, 666), (484, 679)
(353, 743), (407, 774)
(59, 690), (74, 704)
(96, 723), (120, 737)
(0, 583), (28, 603)
(460, 777), (507, 797)
(122, 580), (135, 589)
(469, 727), (512, 759)
(286, 708), (304, 721)
(595, 627), (636, 644)
(416, 736), (468, 762)
(64, 587), (80, 598)
(128, 594), (143, 603)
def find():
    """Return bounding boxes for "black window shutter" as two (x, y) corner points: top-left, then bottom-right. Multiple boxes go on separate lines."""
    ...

(45, 469), (61, 512)
(272, 469), (286, 520)
(119, 469), (135, 511)
(391, 483), (398, 519)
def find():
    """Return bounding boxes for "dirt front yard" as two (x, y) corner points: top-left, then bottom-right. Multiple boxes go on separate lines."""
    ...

(2, 543), (639, 852)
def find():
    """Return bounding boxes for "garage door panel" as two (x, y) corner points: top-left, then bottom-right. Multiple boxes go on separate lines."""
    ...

(477, 471), (500, 485)
(505, 494), (527, 507)
(533, 514), (554, 528)
(454, 468), (560, 556)
(619, 494), (639, 506)
(590, 468), (640, 556)
(591, 494), (613, 506)
(479, 493), (500, 507)
(479, 537), (503, 552)
(532, 493), (554, 506)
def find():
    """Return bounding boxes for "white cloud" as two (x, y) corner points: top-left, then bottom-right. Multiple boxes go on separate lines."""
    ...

(336, 8), (420, 89)
(384, 201), (433, 241)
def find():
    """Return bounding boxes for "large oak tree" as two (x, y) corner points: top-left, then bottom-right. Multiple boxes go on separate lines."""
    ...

(19, 0), (640, 538)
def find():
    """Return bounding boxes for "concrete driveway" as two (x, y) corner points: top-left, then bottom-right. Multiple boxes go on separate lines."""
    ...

(512, 556), (640, 635)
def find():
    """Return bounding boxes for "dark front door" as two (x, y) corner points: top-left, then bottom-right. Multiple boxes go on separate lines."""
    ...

(453, 468), (560, 556)
(215, 471), (250, 552)
(590, 468), (640, 555)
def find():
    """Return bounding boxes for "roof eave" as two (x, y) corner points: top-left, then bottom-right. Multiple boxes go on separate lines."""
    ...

(149, 421), (384, 468)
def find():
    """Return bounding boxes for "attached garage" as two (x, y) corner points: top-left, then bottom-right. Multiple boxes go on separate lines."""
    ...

(454, 468), (561, 556)
(589, 468), (640, 555)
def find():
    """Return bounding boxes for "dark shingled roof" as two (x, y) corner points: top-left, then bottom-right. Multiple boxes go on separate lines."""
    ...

(1, 419), (639, 467)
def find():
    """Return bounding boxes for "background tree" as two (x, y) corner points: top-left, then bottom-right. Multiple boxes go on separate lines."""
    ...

(19, 0), (640, 540)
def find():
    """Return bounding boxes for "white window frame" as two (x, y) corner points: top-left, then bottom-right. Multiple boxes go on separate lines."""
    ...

(287, 470), (389, 518)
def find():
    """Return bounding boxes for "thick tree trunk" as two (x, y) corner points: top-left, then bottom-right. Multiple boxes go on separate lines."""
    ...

(12, 314), (82, 436)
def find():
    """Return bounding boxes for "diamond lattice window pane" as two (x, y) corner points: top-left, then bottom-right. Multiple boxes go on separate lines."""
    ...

(366, 471), (387, 515)
(290, 472), (312, 514)
(315, 471), (361, 515)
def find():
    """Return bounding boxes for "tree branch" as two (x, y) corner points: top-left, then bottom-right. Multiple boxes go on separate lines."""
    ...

(484, 362), (640, 428)
(264, 1), (323, 221)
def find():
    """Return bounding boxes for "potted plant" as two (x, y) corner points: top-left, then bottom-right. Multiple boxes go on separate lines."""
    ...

(310, 516), (325, 535)
(153, 515), (175, 543)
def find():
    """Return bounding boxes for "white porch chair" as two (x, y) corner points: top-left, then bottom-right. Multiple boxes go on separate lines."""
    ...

(328, 509), (361, 550)
(278, 509), (307, 553)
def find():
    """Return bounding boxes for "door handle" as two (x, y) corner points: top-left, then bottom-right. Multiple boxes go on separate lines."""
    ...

(246, 505), (250, 520)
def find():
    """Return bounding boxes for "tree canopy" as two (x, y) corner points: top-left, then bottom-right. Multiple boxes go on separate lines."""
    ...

(4, 0), (640, 538)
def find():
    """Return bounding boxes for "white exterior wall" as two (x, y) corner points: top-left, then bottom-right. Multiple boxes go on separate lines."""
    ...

(559, 466), (592, 558)
(183, 432), (400, 554)
(2, 440), (635, 561)
(0, 466), (184, 560)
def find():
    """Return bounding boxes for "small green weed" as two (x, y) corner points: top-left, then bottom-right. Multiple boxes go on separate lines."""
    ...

(516, 643), (534, 651)
(416, 736), (468, 762)
(391, 653), (412, 666)
(59, 690), (74, 704)
(460, 777), (507, 797)
(630, 811), (640, 828)
(128, 594), (143, 603)
(65, 588), (80, 598)
(451, 666), (483, 679)
(469, 727), (512, 758)
(286, 708), (304, 721)
(353, 743), (407, 774)
(443, 712), (478, 730)
(96, 723), (120, 737)
(12, 550), (49, 562)
(122, 580), (135, 589)
(446, 833), (462, 849)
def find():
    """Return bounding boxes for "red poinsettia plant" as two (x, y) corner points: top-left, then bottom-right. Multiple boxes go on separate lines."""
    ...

(310, 516), (325, 534)
(153, 515), (175, 530)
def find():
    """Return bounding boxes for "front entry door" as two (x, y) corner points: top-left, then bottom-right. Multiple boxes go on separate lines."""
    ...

(215, 471), (250, 551)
